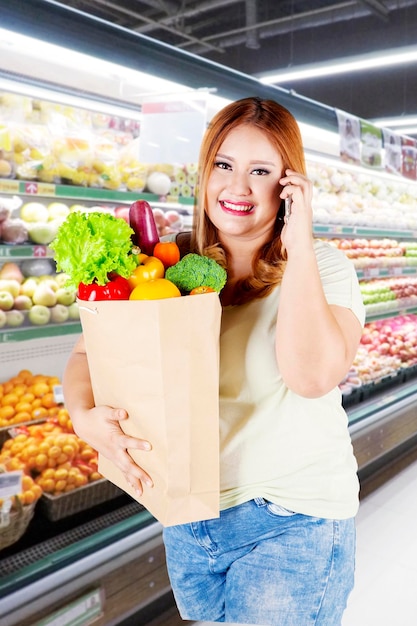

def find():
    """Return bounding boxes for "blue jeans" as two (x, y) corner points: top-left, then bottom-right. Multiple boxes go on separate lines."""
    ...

(163, 498), (355, 625)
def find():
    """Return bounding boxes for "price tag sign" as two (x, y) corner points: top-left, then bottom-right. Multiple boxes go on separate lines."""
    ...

(363, 267), (380, 279)
(36, 588), (104, 626)
(0, 470), (23, 498)
(53, 384), (65, 404)
(0, 179), (19, 193)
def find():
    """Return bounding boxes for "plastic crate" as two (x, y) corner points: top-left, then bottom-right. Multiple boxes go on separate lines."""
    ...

(38, 479), (124, 521)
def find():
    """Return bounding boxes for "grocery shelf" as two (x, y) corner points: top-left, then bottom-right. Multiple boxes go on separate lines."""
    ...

(356, 265), (417, 279)
(348, 378), (417, 484)
(313, 224), (417, 240)
(0, 244), (52, 259)
(0, 499), (161, 626)
(365, 304), (417, 322)
(0, 177), (195, 208)
(0, 321), (81, 342)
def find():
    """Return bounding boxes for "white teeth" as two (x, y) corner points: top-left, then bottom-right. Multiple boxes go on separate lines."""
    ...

(222, 200), (253, 212)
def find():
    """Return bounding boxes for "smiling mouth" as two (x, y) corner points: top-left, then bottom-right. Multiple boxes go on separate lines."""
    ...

(220, 200), (254, 213)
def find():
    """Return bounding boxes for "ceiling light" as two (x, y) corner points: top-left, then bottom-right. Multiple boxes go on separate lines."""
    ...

(258, 45), (417, 84)
(372, 116), (417, 128)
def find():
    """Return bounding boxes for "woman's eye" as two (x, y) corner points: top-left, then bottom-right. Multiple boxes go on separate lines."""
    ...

(251, 168), (269, 176)
(214, 161), (231, 170)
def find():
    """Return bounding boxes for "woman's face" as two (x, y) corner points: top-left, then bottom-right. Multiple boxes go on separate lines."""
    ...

(206, 124), (284, 245)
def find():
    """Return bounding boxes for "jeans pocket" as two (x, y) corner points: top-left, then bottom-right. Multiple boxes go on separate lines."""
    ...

(265, 501), (297, 517)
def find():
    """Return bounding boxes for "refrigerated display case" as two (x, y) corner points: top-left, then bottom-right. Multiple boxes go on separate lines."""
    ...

(1, 1), (417, 624)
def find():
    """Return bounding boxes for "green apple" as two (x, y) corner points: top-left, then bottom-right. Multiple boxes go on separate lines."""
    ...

(56, 287), (76, 306)
(67, 302), (80, 320)
(0, 291), (14, 311)
(32, 284), (57, 307)
(0, 309), (7, 328)
(20, 277), (39, 298)
(6, 310), (25, 327)
(50, 304), (69, 323)
(0, 279), (20, 298)
(55, 273), (70, 287)
(28, 304), (51, 325)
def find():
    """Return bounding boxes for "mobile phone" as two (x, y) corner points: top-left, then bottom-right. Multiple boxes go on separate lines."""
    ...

(284, 196), (292, 220)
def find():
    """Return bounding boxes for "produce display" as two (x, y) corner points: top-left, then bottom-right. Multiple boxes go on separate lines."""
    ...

(0, 195), (185, 246)
(51, 201), (226, 300)
(0, 368), (102, 504)
(0, 91), (198, 205)
(340, 314), (417, 395)
(0, 260), (78, 329)
(0, 370), (64, 427)
(308, 161), (417, 230)
(360, 276), (417, 314)
(1, 418), (102, 499)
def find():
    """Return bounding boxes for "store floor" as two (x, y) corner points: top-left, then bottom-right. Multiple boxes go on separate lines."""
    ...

(342, 459), (417, 626)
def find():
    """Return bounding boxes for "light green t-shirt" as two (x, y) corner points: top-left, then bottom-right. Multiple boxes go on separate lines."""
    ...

(219, 240), (366, 519)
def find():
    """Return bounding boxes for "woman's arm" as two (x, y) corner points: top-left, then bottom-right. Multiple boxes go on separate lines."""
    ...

(276, 170), (363, 398)
(63, 335), (153, 494)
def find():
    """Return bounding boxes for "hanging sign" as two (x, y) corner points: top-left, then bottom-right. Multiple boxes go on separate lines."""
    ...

(401, 137), (417, 180)
(383, 129), (402, 175)
(360, 121), (382, 168)
(336, 110), (361, 165)
(139, 94), (208, 165)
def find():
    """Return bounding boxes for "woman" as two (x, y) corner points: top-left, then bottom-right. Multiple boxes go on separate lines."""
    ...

(63, 97), (365, 625)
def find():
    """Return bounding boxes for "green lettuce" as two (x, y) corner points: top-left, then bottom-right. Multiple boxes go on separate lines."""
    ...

(50, 211), (136, 288)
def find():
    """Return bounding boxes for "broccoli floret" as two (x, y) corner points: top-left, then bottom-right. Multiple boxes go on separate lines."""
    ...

(165, 253), (227, 293)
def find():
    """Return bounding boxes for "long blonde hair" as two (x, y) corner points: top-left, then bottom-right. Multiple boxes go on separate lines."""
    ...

(191, 97), (306, 304)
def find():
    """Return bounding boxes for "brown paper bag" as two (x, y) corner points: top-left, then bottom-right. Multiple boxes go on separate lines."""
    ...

(78, 292), (221, 527)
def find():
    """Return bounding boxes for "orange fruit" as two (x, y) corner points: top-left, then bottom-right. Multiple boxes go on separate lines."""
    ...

(15, 402), (33, 414)
(31, 382), (50, 398)
(1, 393), (19, 407)
(41, 393), (57, 409)
(48, 376), (61, 388)
(20, 392), (35, 405)
(0, 406), (15, 420)
(13, 384), (27, 397)
(18, 369), (33, 380)
(32, 407), (48, 419)
(14, 411), (32, 423)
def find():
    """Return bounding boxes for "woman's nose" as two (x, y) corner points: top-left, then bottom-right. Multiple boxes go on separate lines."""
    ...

(228, 171), (250, 194)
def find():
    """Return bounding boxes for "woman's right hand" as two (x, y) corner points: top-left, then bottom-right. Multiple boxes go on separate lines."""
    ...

(71, 404), (153, 495)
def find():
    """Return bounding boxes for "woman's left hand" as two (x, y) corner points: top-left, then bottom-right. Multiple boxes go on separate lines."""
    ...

(279, 169), (314, 254)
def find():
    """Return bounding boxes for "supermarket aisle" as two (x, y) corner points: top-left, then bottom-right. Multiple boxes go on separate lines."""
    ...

(342, 460), (417, 626)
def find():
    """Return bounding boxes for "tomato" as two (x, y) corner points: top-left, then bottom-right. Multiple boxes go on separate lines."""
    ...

(129, 278), (181, 300)
(127, 254), (165, 289)
(153, 241), (181, 269)
(190, 286), (216, 295)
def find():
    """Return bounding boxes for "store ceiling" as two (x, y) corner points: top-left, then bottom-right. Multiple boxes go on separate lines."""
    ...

(59, 1), (417, 129)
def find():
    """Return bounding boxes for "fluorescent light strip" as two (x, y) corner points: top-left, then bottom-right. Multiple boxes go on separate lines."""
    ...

(0, 27), (190, 104)
(259, 45), (417, 84)
(393, 127), (417, 135)
(372, 116), (417, 128)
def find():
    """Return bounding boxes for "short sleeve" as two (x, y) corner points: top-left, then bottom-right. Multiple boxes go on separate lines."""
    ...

(314, 239), (366, 327)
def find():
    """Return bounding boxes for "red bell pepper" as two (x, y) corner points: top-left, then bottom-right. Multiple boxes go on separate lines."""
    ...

(78, 274), (131, 301)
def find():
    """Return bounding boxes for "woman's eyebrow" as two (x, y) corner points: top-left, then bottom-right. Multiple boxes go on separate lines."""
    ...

(216, 152), (277, 166)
